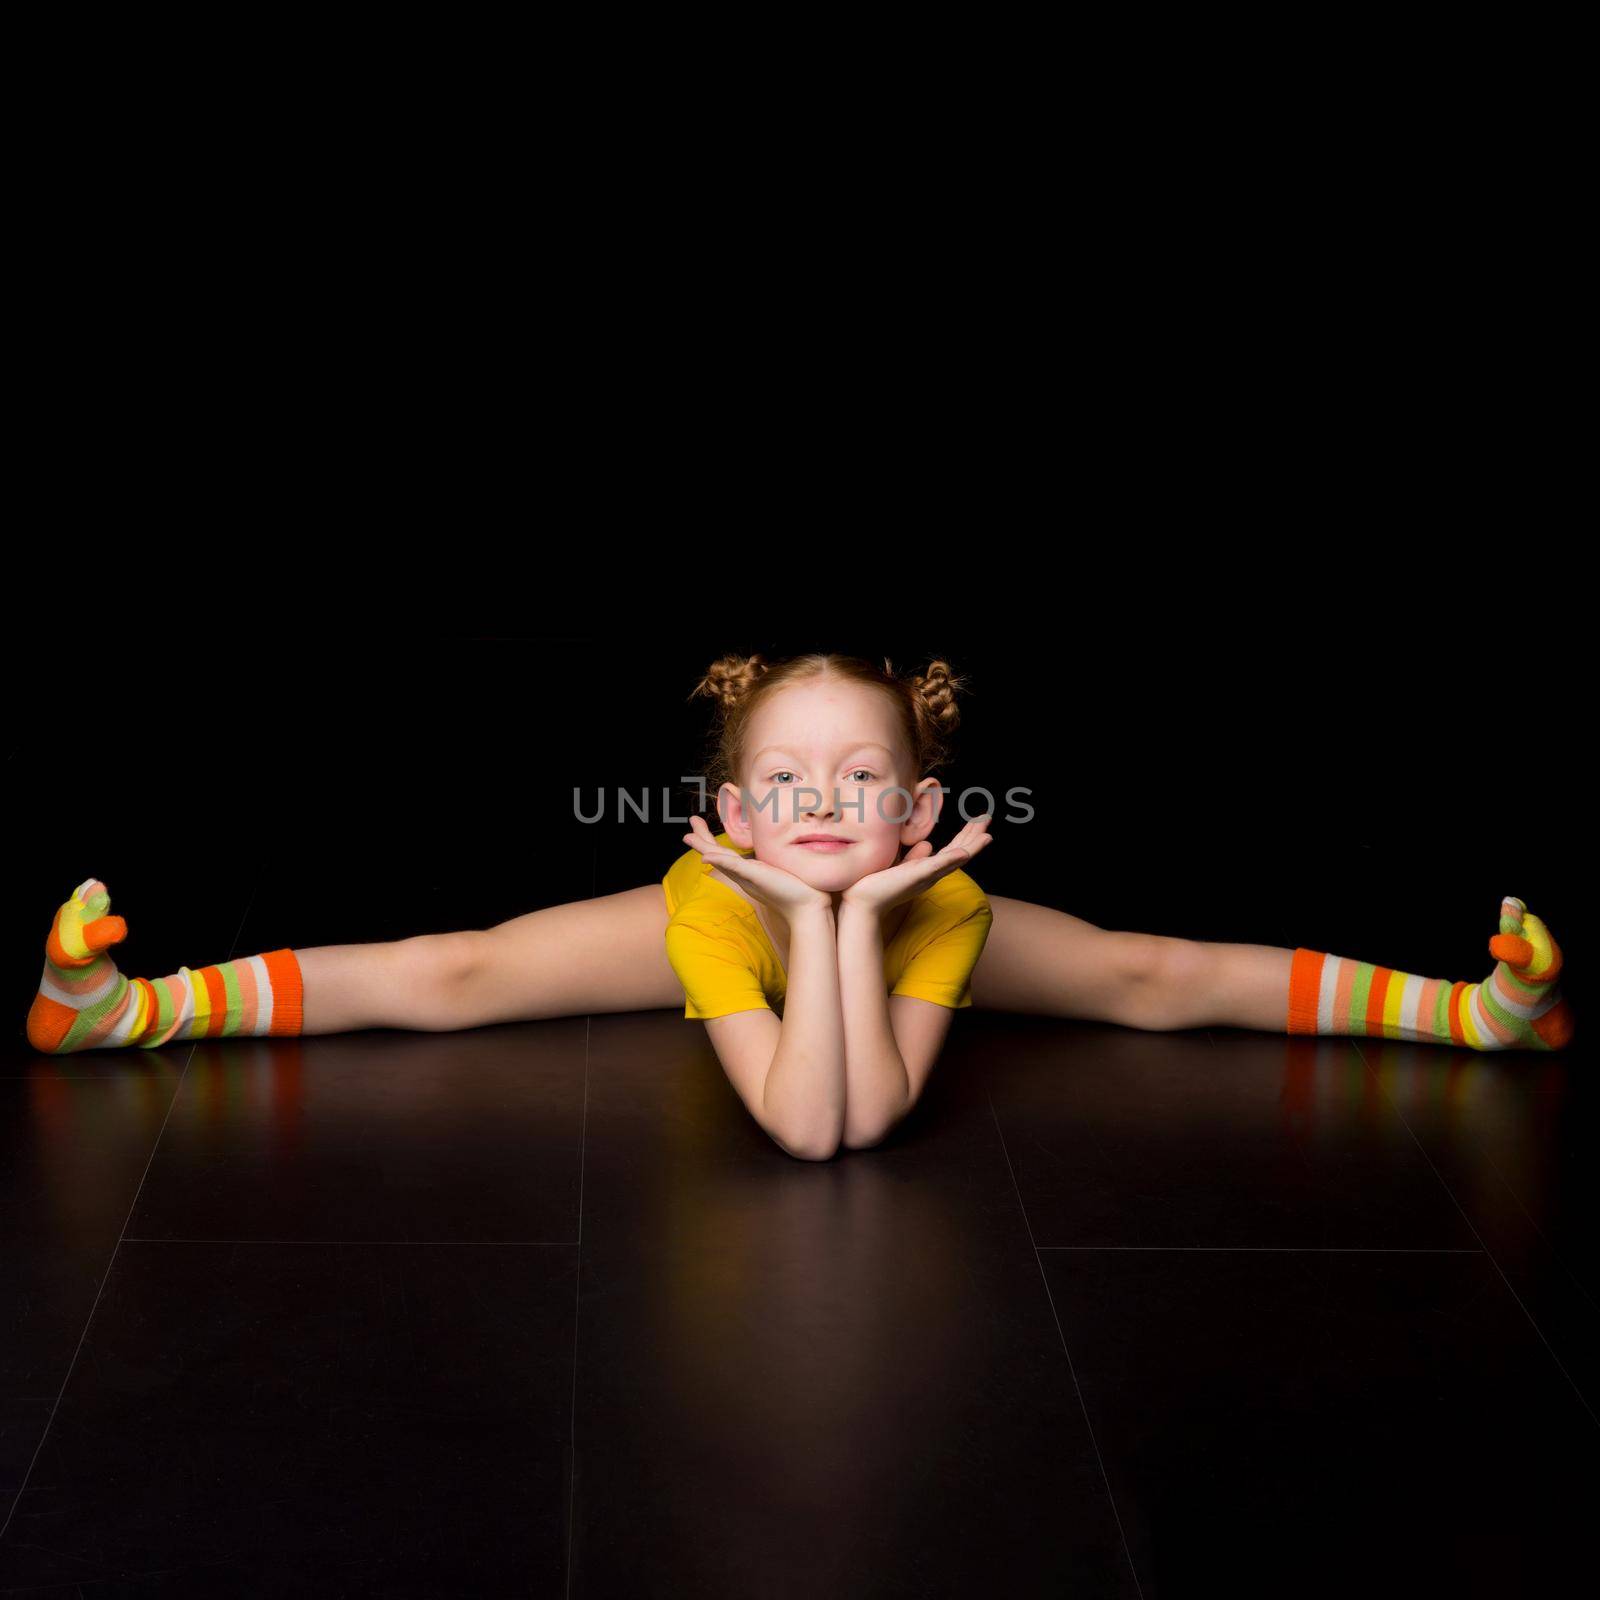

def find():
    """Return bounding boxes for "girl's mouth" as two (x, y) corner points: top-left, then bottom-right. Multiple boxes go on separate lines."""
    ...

(793, 838), (854, 852)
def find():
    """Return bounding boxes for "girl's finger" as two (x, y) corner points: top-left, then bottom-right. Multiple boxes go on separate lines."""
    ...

(683, 816), (722, 853)
(955, 816), (993, 851)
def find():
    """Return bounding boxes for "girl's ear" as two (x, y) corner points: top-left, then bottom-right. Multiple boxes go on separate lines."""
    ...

(718, 780), (756, 849)
(899, 778), (945, 848)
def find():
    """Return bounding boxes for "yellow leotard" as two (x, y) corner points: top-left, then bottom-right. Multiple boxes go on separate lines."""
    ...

(661, 830), (994, 1021)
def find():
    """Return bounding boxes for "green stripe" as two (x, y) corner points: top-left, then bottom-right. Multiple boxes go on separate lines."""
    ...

(60, 975), (128, 1050)
(45, 951), (113, 985)
(1478, 978), (1520, 1037)
(1347, 962), (1376, 1035)
(1431, 983), (1451, 1043)
(218, 960), (245, 1037)
(141, 975), (179, 1047)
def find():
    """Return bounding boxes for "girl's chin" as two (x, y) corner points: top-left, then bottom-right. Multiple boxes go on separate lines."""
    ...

(788, 860), (888, 891)
(755, 843), (897, 886)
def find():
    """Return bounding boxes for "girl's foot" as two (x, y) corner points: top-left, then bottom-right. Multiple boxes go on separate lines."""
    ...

(26, 878), (142, 1053)
(1477, 895), (1574, 1051)
(25, 878), (306, 1054)
(1288, 894), (1575, 1051)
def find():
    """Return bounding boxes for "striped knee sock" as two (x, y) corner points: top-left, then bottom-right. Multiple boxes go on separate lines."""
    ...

(1286, 895), (1574, 1052)
(25, 878), (304, 1054)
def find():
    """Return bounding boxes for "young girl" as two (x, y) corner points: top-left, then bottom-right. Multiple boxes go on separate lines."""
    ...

(25, 652), (1575, 1162)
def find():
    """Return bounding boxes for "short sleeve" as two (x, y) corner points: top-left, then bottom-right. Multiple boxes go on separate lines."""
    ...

(665, 917), (775, 1021)
(889, 898), (994, 1009)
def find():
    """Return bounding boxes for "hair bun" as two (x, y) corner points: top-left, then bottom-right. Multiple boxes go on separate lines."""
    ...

(690, 652), (770, 714)
(911, 658), (963, 734)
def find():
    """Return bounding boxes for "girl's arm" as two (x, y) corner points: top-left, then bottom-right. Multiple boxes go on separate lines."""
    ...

(760, 901), (847, 1158)
(835, 899), (915, 1148)
(678, 817), (848, 1159)
(836, 816), (995, 1147)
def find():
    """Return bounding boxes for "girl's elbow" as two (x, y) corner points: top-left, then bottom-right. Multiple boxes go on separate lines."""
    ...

(762, 1106), (841, 1162)
(782, 1130), (841, 1161)
(840, 1126), (886, 1152)
(840, 1106), (904, 1151)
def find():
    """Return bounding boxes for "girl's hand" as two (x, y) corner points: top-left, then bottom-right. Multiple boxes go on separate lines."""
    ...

(840, 814), (994, 915)
(682, 815), (832, 918)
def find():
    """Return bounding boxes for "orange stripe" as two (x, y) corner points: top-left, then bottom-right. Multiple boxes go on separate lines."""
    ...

(198, 965), (229, 1037)
(1446, 981), (1467, 1045)
(26, 992), (77, 1052)
(261, 948), (304, 1036)
(1286, 948), (1325, 1033)
(1533, 996), (1574, 1050)
(1364, 966), (1394, 1035)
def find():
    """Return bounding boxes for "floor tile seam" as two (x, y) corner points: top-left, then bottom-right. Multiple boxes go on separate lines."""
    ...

(1350, 1039), (1598, 1427)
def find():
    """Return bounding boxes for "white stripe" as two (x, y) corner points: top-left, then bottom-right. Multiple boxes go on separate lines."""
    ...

(1489, 967), (1543, 1020)
(1316, 954), (1343, 1033)
(1469, 984), (1506, 1048)
(1397, 973), (1427, 1040)
(244, 953), (274, 1034)
(103, 986), (145, 1046)
(38, 962), (119, 1012)
(171, 968), (197, 1038)
(1493, 970), (1562, 1022)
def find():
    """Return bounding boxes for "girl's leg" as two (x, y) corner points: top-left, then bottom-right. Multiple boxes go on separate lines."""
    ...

(968, 893), (1572, 1051)
(1151, 894), (1574, 1049)
(240, 883), (685, 1032)
(28, 878), (308, 1054)
(297, 933), (478, 1035)
(967, 895), (1201, 1027)
(29, 879), (684, 1053)
(1274, 895), (1572, 1050)
(428, 883), (684, 1028)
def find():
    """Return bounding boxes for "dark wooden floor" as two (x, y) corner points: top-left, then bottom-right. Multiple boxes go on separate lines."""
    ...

(1, 851), (1594, 1597)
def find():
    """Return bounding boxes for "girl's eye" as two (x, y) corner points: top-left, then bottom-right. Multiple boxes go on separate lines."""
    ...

(770, 771), (796, 784)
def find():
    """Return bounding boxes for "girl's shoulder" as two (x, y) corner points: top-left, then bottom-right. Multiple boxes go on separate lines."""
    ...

(907, 863), (991, 934)
(662, 830), (755, 924)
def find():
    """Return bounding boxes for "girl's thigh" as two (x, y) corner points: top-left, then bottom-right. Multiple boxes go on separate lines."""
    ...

(471, 883), (683, 1022)
(967, 893), (1158, 1022)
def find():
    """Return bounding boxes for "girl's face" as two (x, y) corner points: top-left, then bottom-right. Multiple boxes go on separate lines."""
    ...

(718, 679), (944, 893)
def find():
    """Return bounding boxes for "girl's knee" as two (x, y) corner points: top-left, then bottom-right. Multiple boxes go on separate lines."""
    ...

(397, 930), (486, 1029)
(1132, 935), (1209, 1030)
